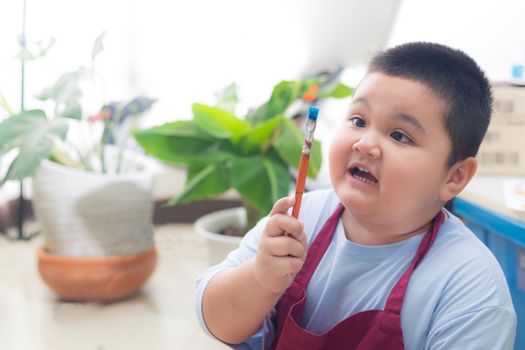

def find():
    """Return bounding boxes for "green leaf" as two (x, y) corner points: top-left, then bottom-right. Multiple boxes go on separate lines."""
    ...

(192, 103), (249, 140)
(36, 68), (87, 104)
(318, 83), (353, 99)
(0, 90), (13, 115)
(139, 120), (212, 139)
(267, 81), (302, 116)
(58, 101), (82, 120)
(246, 80), (305, 125)
(37, 37), (56, 57)
(231, 154), (290, 216)
(237, 115), (283, 155)
(168, 163), (230, 205)
(15, 38), (55, 62)
(0, 110), (57, 154)
(273, 118), (322, 178)
(263, 153), (291, 206)
(245, 103), (269, 126)
(92, 31), (106, 62)
(133, 121), (235, 166)
(214, 82), (238, 114)
(2, 138), (54, 184)
(186, 164), (205, 183)
(0, 109), (69, 184)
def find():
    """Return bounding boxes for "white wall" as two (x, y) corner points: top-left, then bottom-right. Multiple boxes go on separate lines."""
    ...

(0, 0), (399, 125)
(2, 0), (524, 121)
(128, 0), (307, 125)
(388, 0), (525, 82)
(0, 0), (138, 116)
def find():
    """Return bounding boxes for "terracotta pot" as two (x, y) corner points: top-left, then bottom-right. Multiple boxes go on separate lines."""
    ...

(37, 245), (157, 302)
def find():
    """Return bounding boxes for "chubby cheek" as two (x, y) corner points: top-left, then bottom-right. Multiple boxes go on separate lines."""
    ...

(382, 155), (440, 202)
(328, 134), (351, 180)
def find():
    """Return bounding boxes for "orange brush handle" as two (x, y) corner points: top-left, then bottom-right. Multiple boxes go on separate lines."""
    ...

(292, 153), (310, 218)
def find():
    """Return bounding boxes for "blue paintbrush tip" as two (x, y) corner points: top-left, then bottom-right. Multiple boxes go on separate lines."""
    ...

(308, 106), (319, 120)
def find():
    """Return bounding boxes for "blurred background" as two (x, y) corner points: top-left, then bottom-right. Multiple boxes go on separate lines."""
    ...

(1, 1), (524, 349)
(2, 0), (523, 116)
(2, 0), (525, 200)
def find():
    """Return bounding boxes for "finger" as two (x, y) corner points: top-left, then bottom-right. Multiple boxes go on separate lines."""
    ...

(295, 231), (308, 257)
(265, 214), (304, 238)
(270, 196), (295, 216)
(281, 230), (308, 260)
(284, 220), (305, 242)
(273, 256), (305, 276)
(265, 236), (307, 258)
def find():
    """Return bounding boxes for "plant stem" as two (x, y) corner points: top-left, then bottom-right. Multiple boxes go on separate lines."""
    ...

(100, 144), (106, 173)
(70, 142), (92, 171)
(17, 0), (27, 240)
(115, 136), (127, 174)
(50, 147), (86, 170)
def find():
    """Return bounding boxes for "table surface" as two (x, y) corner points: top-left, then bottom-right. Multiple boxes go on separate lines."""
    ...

(0, 224), (229, 350)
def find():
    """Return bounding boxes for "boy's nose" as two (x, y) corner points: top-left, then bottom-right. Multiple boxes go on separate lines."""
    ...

(352, 134), (381, 159)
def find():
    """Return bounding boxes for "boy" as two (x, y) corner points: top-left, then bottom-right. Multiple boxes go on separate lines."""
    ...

(196, 42), (517, 349)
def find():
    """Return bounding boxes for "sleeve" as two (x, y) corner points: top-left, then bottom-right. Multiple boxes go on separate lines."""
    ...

(423, 245), (517, 350)
(194, 216), (276, 348)
(424, 306), (516, 350)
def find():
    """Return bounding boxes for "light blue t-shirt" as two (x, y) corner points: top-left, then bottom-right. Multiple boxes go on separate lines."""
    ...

(196, 189), (516, 349)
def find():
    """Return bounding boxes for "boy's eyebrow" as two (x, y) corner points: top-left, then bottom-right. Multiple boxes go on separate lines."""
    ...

(351, 97), (426, 134)
(350, 97), (370, 108)
(393, 112), (426, 134)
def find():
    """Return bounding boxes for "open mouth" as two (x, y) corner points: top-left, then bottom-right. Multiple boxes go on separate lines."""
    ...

(350, 166), (378, 184)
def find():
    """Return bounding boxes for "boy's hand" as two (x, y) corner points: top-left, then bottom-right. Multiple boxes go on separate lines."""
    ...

(254, 196), (308, 294)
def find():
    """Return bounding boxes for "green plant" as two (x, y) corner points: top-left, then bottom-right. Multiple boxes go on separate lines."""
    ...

(134, 79), (352, 230)
(0, 33), (155, 185)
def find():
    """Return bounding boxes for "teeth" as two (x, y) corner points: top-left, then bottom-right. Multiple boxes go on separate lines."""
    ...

(354, 175), (376, 184)
(350, 166), (377, 184)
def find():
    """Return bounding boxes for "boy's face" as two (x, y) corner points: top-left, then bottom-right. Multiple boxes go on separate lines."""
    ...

(329, 72), (453, 226)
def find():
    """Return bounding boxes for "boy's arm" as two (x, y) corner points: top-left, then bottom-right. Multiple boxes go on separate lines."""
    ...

(202, 259), (281, 345)
(424, 306), (516, 350)
(201, 197), (307, 345)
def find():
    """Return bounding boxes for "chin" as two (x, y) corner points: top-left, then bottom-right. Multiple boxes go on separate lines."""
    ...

(335, 190), (369, 212)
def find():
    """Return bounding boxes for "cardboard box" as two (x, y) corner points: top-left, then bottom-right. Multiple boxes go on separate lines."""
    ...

(476, 84), (525, 175)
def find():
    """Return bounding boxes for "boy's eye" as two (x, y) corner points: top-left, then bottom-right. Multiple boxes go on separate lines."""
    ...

(391, 130), (412, 144)
(348, 116), (366, 127)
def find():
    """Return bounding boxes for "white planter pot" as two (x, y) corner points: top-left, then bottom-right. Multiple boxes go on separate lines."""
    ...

(32, 156), (154, 257)
(194, 207), (245, 265)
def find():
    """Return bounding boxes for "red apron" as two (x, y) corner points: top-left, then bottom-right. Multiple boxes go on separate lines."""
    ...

(270, 204), (445, 350)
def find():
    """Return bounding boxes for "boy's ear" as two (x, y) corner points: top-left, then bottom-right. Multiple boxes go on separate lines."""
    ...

(440, 157), (477, 202)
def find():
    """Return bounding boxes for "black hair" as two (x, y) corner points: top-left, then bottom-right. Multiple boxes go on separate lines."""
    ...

(368, 42), (492, 167)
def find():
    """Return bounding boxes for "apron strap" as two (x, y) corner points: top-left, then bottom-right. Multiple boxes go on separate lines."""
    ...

(384, 210), (446, 314)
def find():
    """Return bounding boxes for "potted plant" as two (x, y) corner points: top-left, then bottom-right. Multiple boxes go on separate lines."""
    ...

(0, 33), (157, 301)
(133, 78), (352, 262)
